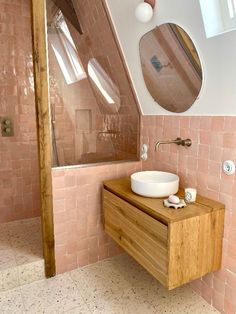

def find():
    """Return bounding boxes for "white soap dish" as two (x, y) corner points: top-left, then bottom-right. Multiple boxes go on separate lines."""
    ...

(163, 199), (187, 209)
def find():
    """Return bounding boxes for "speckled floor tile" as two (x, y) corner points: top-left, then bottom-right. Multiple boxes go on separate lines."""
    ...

(0, 217), (44, 292)
(132, 282), (218, 314)
(6, 217), (41, 229)
(14, 243), (43, 266)
(7, 217), (42, 248)
(64, 304), (92, 314)
(0, 250), (219, 314)
(9, 231), (42, 249)
(70, 254), (219, 314)
(70, 257), (133, 300)
(0, 225), (11, 251)
(0, 248), (16, 270)
(0, 287), (25, 314)
(86, 286), (157, 314)
(18, 259), (45, 286)
(103, 254), (156, 287)
(0, 267), (19, 292)
(20, 273), (86, 314)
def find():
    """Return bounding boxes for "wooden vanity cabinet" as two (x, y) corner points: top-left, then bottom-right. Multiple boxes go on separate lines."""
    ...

(103, 178), (225, 290)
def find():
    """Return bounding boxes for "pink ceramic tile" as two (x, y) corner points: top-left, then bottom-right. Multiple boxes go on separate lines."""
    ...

(52, 161), (142, 274)
(224, 117), (236, 132)
(197, 159), (209, 173)
(212, 290), (225, 313)
(53, 176), (65, 189)
(141, 115), (236, 313)
(77, 249), (89, 268)
(199, 117), (212, 130)
(213, 276), (226, 295)
(65, 197), (77, 211)
(189, 278), (203, 295)
(203, 273), (213, 287)
(65, 175), (76, 187)
(200, 130), (211, 145)
(0, 0), (40, 223)
(207, 175), (220, 192)
(224, 299), (236, 314)
(201, 280), (213, 305)
(211, 117), (225, 132)
(227, 243), (236, 261)
(98, 245), (109, 261)
(225, 285), (236, 308)
(198, 144), (210, 160)
(223, 133), (236, 149)
(190, 116), (200, 130)
(54, 211), (67, 224)
(232, 213), (236, 226)
(226, 270), (236, 290)
(54, 222), (67, 236)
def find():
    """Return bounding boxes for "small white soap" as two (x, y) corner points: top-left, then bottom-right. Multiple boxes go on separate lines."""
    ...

(168, 195), (180, 204)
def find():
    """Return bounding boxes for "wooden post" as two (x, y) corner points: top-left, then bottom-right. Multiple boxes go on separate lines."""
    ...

(145, 0), (156, 9)
(31, 0), (56, 278)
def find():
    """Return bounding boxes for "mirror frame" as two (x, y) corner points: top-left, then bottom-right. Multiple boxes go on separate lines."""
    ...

(139, 23), (203, 113)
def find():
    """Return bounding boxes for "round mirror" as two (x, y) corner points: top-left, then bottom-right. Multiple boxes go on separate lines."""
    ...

(139, 23), (203, 113)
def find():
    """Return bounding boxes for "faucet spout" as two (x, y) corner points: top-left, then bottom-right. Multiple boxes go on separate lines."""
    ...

(155, 137), (192, 151)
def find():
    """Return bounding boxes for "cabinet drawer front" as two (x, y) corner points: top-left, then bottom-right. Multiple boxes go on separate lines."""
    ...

(103, 189), (168, 287)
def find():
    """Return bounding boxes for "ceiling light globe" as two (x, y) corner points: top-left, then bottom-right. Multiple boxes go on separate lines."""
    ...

(135, 2), (154, 23)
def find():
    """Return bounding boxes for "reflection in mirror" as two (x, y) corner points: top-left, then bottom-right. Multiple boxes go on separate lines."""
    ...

(46, 0), (139, 167)
(199, 0), (236, 38)
(140, 23), (203, 113)
(88, 58), (121, 114)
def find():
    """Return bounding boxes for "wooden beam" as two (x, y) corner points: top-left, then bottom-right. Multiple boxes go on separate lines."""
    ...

(145, 0), (156, 9)
(31, 0), (56, 278)
(52, 0), (83, 34)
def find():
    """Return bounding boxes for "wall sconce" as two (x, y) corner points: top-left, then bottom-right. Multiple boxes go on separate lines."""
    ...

(135, 0), (156, 23)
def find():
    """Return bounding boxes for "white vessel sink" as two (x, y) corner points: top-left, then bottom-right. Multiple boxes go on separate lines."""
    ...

(131, 171), (179, 198)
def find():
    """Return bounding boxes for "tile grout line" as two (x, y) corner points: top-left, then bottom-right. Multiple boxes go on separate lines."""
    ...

(19, 285), (27, 314)
(68, 271), (93, 314)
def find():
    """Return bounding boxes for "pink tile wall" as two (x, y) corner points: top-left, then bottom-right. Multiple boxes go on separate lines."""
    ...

(46, 0), (140, 166)
(52, 115), (236, 313)
(141, 115), (236, 314)
(52, 161), (142, 274)
(71, 0), (140, 159)
(0, 0), (40, 223)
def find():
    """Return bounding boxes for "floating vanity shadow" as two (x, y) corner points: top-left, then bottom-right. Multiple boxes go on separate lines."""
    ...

(103, 177), (225, 290)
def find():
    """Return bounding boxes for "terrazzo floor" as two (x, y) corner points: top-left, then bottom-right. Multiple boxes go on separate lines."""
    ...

(0, 217), (45, 292)
(0, 253), (219, 314)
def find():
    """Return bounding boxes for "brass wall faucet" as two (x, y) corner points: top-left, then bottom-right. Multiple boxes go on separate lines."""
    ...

(155, 137), (192, 151)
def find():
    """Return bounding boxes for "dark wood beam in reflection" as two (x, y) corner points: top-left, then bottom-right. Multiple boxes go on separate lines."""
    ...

(52, 0), (83, 34)
(170, 24), (202, 79)
(153, 27), (198, 96)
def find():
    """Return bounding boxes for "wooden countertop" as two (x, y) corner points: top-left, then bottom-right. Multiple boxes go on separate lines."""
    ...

(103, 177), (225, 225)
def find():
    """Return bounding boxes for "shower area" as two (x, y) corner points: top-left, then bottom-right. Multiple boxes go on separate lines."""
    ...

(46, 0), (140, 167)
(0, 0), (44, 291)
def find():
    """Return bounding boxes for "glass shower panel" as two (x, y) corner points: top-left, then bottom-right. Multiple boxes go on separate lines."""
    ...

(46, 0), (139, 167)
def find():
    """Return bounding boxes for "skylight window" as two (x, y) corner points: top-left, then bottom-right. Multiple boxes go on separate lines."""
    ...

(48, 11), (86, 84)
(199, 0), (236, 38)
(51, 44), (73, 84)
(88, 62), (115, 104)
(59, 18), (76, 49)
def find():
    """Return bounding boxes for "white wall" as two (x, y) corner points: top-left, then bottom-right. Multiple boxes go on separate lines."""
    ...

(105, 0), (236, 115)
(199, 0), (224, 38)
